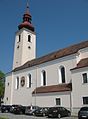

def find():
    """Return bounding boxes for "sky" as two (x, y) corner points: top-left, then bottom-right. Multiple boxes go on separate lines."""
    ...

(0, 0), (88, 73)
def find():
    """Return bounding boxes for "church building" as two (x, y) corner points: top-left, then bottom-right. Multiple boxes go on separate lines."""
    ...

(4, 2), (88, 115)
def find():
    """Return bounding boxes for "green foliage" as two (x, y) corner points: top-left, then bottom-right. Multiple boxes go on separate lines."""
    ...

(0, 71), (5, 105)
(0, 71), (5, 80)
(0, 80), (5, 98)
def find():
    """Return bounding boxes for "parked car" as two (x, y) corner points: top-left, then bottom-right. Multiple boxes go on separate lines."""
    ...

(34, 107), (49, 117)
(25, 105), (39, 115)
(10, 105), (25, 114)
(25, 106), (31, 115)
(78, 107), (88, 119)
(47, 106), (71, 118)
(1, 105), (11, 113)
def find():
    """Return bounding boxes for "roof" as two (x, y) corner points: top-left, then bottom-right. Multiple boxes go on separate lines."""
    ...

(18, 0), (34, 32)
(32, 83), (72, 94)
(71, 58), (88, 70)
(13, 40), (88, 72)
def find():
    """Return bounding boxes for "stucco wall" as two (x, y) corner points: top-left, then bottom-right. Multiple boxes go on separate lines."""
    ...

(4, 73), (12, 105)
(10, 54), (76, 106)
(32, 91), (71, 109)
(36, 55), (76, 86)
(71, 67), (88, 114)
(13, 28), (36, 69)
(12, 68), (36, 106)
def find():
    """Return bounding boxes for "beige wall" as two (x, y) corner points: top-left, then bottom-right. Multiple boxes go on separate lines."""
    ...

(71, 67), (88, 114)
(32, 91), (71, 109)
(4, 73), (12, 105)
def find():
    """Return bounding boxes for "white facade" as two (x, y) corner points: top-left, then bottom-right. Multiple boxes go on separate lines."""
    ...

(32, 92), (71, 108)
(4, 46), (88, 115)
(13, 28), (36, 69)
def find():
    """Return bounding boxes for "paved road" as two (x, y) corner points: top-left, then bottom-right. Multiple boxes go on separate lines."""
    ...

(0, 113), (78, 119)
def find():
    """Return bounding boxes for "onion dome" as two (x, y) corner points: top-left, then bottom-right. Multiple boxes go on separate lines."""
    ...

(18, 1), (34, 32)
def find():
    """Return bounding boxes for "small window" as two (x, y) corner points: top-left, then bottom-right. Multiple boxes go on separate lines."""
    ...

(41, 70), (46, 86)
(56, 98), (61, 105)
(29, 74), (32, 88)
(17, 45), (19, 49)
(82, 73), (88, 83)
(27, 74), (32, 88)
(15, 77), (19, 89)
(17, 77), (19, 89)
(17, 35), (21, 43)
(43, 71), (46, 86)
(61, 67), (65, 83)
(28, 35), (31, 42)
(83, 97), (88, 104)
(6, 97), (8, 101)
(7, 82), (9, 86)
(59, 66), (65, 84)
(28, 46), (31, 49)
(19, 35), (21, 42)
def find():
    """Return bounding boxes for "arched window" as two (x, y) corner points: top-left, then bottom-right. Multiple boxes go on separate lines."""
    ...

(27, 74), (32, 88)
(28, 35), (31, 42)
(15, 76), (19, 89)
(58, 66), (65, 84)
(19, 35), (21, 42)
(61, 67), (65, 83)
(41, 70), (46, 86)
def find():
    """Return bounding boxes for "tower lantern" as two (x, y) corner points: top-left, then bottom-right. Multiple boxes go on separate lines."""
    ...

(18, 1), (34, 32)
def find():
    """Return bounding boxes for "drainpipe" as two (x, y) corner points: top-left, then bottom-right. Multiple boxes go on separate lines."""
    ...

(70, 91), (72, 115)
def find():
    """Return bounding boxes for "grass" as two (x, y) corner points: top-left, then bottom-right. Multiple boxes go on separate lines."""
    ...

(0, 117), (8, 119)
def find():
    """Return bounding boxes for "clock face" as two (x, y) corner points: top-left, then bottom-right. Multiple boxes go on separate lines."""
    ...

(21, 76), (25, 87)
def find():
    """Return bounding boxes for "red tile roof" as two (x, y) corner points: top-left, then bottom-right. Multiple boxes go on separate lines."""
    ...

(32, 83), (72, 94)
(13, 40), (88, 72)
(71, 58), (88, 70)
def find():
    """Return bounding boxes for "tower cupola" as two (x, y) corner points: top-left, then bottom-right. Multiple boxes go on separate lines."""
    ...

(18, 1), (34, 32)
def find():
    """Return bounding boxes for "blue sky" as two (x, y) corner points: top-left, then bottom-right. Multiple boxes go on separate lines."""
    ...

(0, 0), (88, 73)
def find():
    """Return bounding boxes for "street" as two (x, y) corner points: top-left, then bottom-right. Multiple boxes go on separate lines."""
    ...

(0, 113), (78, 119)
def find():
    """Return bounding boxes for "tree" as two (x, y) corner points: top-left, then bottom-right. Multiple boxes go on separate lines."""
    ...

(0, 71), (5, 105)
(0, 71), (5, 80)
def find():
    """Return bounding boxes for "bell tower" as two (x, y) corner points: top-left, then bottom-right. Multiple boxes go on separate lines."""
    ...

(13, 1), (36, 69)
